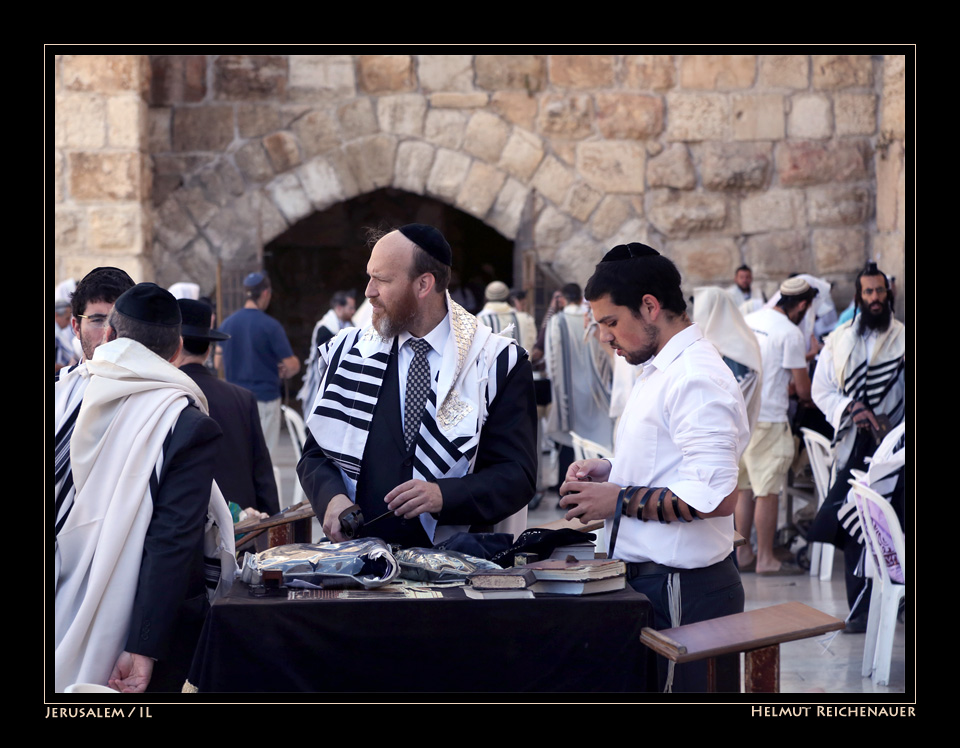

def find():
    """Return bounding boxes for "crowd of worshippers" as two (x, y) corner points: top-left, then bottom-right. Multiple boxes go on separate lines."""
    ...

(53, 225), (905, 694)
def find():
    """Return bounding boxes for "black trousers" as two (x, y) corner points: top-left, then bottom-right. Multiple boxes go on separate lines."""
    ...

(627, 555), (744, 692)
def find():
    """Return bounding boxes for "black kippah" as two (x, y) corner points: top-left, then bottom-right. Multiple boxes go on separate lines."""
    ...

(398, 224), (452, 266)
(114, 283), (181, 327)
(601, 242), (661, 263)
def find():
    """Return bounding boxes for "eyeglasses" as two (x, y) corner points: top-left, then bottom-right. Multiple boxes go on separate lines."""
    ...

(600, 243), (660, 263)
(76, 313), (109, 328)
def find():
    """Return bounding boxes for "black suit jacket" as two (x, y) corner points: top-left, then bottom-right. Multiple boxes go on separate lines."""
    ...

(180, 363), (279, 516)
(124, 404), (222, 691)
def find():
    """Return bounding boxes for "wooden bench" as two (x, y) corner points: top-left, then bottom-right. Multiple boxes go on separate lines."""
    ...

(639, 601), (844, 692)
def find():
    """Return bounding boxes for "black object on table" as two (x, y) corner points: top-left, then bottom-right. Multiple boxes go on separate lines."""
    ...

(187, 585), (654, 693)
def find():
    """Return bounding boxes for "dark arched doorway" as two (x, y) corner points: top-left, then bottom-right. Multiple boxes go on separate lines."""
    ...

(263, 188), (515, 401)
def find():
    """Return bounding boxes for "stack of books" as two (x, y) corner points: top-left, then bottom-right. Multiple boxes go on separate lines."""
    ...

(523, 557), (626, 595)
(465, 567), (537, 599)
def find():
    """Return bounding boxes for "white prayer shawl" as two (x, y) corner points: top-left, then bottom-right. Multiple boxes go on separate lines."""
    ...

(544, 307), (614, 451)
(693, 287), (764, 432)
(297, 308), (349, 415)
(477, 302), (538, 352)
(306, 296), (525, 543)
(815, 317), (906, 472)
(54, 338), (235, 692)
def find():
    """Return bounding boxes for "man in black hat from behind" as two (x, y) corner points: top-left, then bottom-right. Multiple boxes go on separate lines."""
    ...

(176, 298), (279, 518)
(298, 225), (537, 548)
(54, 283), (234, 694)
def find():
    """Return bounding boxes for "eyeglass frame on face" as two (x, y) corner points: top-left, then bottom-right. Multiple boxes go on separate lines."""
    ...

(75, 313), (110, 328)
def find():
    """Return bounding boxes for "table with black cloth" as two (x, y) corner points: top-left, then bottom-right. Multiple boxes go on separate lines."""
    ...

(187, 585), (654, 693)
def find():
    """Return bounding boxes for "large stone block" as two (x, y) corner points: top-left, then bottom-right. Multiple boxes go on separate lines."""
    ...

(812, 55), (873, 89)
(418, 55), (475, 92)
(563, 181), (604, 223)
(487, 178), (529, 239)
(172, 106), (234, 152)
(553, 231), (606, 287)
(150, 55), (206, 105)
(56, 92), (106, 149)
(263, 131), (303, 173)
(89, 204), (142, 250)
(623, 55), (676, 91)
(777, 140), (869, 186)
(55, 207), (83, 249)
(288, 55), (356, 101)
(258, 189), (289, 244)
(234, 140), (275, 183)
(463, 110), (510, 162)
(666, 93), (729, 141)
(456, 161), (507, 219)
(646, 189), (729, 238)
(534, 204), (576, 250)
(54, 150), (64, 203)
(177, 185), (219, 227)
(394, 140), (436, 194)
(425, 109), (467, 149)
(489, 91), (538, 129)
(741, 189), (804, 233)
(358, 55), (415, 93)
(428, 92), (488, 108)
(426, 148), (472, 201)
(499, 129), (545, 181)
(377, 94), (427, 136)
(671, 237), (740, 285)
(291, 110), (341, 158)
(154, 195), (198, 251)
(881, 55), (906, 138)
(298, 157), (345, 210)
(549, 55), (615, 88)
(531, 155), (575, 206)
(835, 92), (877, 136)
(197, 159), (246, 206)
(788, 93), (833, 139)
(680, 55), (756, 90)
(812, 228), (867, 273)
(215, 55), (287, 101)
(806, 184), (871, 226)
(595, 93), (664, 139)
(701, 142), (772, 191)
(62, 55), (143, 93)
(266, 172), (313, 225)
(647, 143), (695, 190)
(237, 104), (282, 138)
(577, 141), (646, 193)
(758, 55), (808, 89)
(107, 96), (144, 148)
(476, 55), (546, 91)
(743, 230), (810, 276)
(537, 94), (594, 138)
(876, 139), (903, 233)
(732, 94), (785, 140)
(338, 98), (379, 139)
(68, 152), (141, 201)
(589, 196), (634, 240)
(148, 107), (172, 152)
(344, 134), (397, 192)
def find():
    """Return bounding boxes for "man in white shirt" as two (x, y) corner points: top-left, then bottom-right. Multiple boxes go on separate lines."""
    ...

(736, 277), (818, 575)
(559, 243), (750, 692)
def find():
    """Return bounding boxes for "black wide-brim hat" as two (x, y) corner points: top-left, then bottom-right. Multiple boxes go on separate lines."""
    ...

(178, 299), (230, 341)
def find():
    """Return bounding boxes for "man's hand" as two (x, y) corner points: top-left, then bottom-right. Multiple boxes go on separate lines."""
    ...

(564, 458), (612, 484)
(849, 400), (880, 431)
(108, 651), (154, 694)
(322, 494), (354, 542)
(385, 479), (443, 519)
(558, 480), (620, 524)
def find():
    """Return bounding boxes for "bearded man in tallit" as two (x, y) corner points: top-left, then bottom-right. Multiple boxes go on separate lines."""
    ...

(54, 283), (234, 693)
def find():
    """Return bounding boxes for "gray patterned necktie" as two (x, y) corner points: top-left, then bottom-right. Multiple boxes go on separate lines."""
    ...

(404, 338), (432, 450)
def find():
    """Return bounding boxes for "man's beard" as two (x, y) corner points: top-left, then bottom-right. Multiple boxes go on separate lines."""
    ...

(372, 290), (419, 339)
(857, 299), (892, 334)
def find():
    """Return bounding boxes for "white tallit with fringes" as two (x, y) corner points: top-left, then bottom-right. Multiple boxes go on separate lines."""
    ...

(54, 338), (235, 693)
(305, 296), (524, 543)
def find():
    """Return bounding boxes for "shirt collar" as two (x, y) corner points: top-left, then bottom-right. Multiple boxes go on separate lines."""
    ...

(398, 313), (450, 356)
(649, 323), (701, 372)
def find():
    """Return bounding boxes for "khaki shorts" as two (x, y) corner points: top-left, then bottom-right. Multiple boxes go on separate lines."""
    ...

(740, 421), (796, 496)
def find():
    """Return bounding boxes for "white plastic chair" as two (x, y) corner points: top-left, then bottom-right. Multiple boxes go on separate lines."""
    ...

(801, 427), (835, 580)
(281, 405), (308, 508)
(848, 477), (906, 686)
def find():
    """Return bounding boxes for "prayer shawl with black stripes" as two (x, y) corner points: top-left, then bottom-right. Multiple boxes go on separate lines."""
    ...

(54, 338), (235, 692)
(816, 317), (906, 478)
(305, 297), (524, 544)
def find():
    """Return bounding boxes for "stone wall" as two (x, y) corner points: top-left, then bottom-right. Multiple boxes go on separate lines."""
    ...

(53, 53), (909, 314)
(53, 55), (152, 282)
